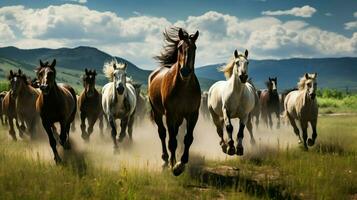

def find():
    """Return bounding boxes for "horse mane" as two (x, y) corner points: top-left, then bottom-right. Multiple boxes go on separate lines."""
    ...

(219, 58), (235, 79)
(154, 26), (188, 68)
(103, 58), (126, 82)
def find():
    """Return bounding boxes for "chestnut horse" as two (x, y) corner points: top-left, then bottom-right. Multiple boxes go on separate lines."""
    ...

(8, 69), (40, 138)
(78, 68), (104, 141)
(148, 27), (200, 176)
(259, 77), (280, 129)
(36, 59), (77, 163)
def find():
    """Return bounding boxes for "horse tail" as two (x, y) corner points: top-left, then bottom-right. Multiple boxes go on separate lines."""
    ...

(62, 84), (77, 122)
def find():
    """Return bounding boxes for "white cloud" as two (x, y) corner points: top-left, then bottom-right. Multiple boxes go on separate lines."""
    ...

(345, 21), (357, 30)
(354, 11), (357, 18)
(262, 5), (317, 18)
(63, 0), (87, 4)
(325, 13), (332, 16)
(0, 4), (356, 69)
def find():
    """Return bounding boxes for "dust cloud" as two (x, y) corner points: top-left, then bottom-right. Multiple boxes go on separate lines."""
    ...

(9, 115), (299, 171)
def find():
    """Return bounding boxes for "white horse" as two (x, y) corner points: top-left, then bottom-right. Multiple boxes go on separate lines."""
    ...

(102, 59), (137, 152)
(208, 49), (258, 156)
(284, 73), (318, 150)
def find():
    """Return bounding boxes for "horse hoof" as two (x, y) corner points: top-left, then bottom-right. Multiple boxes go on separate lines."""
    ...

(220, 142), (228, 154)
(63, 141), (71, 150)
(54, 156), (62, 164)
(172, 162), (185, 176)
(236, 146), (244, 156)
(81, 134), (90, 142)
(250, 139), (256, 145)
(227, 146), (235, 156)
(113, 147), (120, 154)
(161, 162), (169, 170)
(298, 139), (302, 144)
(307, 138), (315, 146)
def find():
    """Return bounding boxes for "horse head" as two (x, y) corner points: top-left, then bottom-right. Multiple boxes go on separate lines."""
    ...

(83, 68), (97, 97)
(36, 59), (57, 95)
(177, 28), (199, 80)
(303, 73), (318, 100)
(233, 49), (249, 83)
(112, 62), (127, 95)
(8, 69), (28, 97)
(267, 77), (278, 93)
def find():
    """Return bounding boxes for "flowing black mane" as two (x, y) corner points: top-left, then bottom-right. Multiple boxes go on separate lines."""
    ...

(154, 26), (188, 68)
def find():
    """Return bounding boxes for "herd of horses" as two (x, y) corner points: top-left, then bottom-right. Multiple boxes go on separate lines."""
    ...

(0, 27), (319, 176)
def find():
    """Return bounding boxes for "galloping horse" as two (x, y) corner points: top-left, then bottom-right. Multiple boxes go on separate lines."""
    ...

(102, 60), (137, 152)
(78, 68), (104, 141)
(2, 90), (24, 140)
(8, 69), (40, 138)
(284, 73), (318, 150)
(148, 27), (200, 176)
(0, 91), (7, 125)
(36, 59), (77, 163)
(208, 49), (258, 156)
(259, 77), (280, 129)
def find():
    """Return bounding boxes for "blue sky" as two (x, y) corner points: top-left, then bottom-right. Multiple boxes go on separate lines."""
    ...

(0, 0), (356, 69)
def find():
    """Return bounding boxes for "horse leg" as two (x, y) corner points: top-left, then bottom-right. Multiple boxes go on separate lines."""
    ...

(59, 121), (71, 150)
(15, 118), (24, 138)
(223, 107), (235, 156)
(209, 107), (226, 153)
(287, 113), (302, 144)
(275, 110), (281, 129)
(268, 112), (273, 129)
(246, 115), (256, 145)
(8, 117), (17, 141)
(152, 111), (169, 168)
(118, 117), (128, 142)
(28, 118), (36, 139)
(301, 121), (308, 150)
(98, 113), (104, 136)
(173, 112), (198, 176)
(236, 117), (248, 156)
(80, 112), (88, 141)
(166, 114), (181, 169)
(42, 120), (61, 163)
(127, 114), (135, 141)
(86, 116), (96, 141)
(308, 119), (317, 146)
(109, 116), (119, 153)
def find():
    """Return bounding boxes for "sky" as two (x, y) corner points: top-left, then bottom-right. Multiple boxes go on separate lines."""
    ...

(0, 0), (357, 69)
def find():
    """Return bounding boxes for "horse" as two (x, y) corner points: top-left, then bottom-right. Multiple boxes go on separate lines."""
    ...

(2, 89), (25, 140)
(8, 69), (40, 139)
(0, 91), (7, 125)
(200, 91), (210, 120)
(78, 68), (104, 141)
(208, 49), (258, 156)
(35, 59), (77, 163)
(102, 60), (137, 152)
(148, 27), (200, 176)
(249, 83), (261, 127)
(284, 73), (318, 150)
(132, 83), (148, 126)
(259, 77), (280, 129)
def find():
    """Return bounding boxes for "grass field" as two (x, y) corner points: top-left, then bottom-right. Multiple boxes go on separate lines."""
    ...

(0, 115), (356, 199)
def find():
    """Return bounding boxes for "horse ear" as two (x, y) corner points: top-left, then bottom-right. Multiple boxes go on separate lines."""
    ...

(93, 70), (97, 76)
(178, 28), (186, 40)
(113, 63), (117, 69)
(269, 77), (271, 81)
(190, 30), (199, 42)
(8, 70), (13, 80)
(304, 73), (309, 79)
(40, 60), (44, 67)
(244, 49), (249, 58)
(50, 59), (56, 68)
(18, 69), (22, 75)
(123, 63), (128, 70)
(85, 68), (88, 74)
(234, 50), (239, 59)
(314, 73), (317, 78)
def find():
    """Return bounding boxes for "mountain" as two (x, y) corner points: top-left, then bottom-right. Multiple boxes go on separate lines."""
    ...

(196, 58), (357, 91)
(0, 46), (151, 85)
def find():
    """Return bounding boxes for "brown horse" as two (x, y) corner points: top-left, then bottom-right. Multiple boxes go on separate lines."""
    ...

(8, 69), (40, 138)
(35, 59), (77, 163)
(78, 68), (104, 141)
(148, 27), (200, 176)
(2, 90), (25, 140)
(259, 77), (280, 129)
(0, 91), (7, 125)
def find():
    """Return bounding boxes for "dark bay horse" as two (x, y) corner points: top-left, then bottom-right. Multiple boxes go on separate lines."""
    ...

(8, 69), (40, 139)
(148, 27), (201, 176)
(259, 77), (280, 129)
(2, 90), (25, 140)
(36, 59), (77, 163)
(78, 68), (104, 141)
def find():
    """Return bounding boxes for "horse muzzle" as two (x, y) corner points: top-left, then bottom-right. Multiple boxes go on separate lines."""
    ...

(239, 74), (248, 83)
(180, 67), (192, 78)
(116, 85), (125, 95)
(40, 85), (49, 95)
